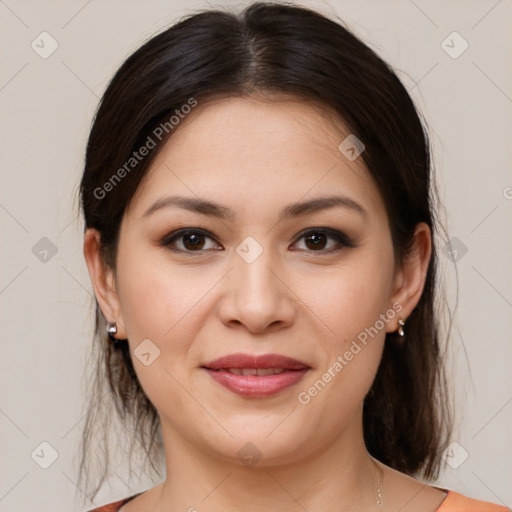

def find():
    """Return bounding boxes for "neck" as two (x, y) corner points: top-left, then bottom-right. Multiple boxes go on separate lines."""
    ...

(153, 409), (382, 512)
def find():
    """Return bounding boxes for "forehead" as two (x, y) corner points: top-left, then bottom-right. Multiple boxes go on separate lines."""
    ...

(127, 95), (385, 224)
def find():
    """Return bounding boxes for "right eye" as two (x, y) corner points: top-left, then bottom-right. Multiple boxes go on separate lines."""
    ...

(160, 228), (223, 254)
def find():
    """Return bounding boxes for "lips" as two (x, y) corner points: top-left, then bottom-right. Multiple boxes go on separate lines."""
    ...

(222, 368), (286, 376)
(203, 353), (310, 371)
(201, 353), (310, 398)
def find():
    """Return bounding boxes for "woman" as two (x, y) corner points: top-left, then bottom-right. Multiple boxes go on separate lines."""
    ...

(77, 2), (510, 511)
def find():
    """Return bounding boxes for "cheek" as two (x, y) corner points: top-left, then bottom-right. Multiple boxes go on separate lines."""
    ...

(297, 245), (394, 406)
(114, 249), (209, 411)
(115, 245), (208, 348)
(304, 260), (393, 345)
(295, 268), (391, 424)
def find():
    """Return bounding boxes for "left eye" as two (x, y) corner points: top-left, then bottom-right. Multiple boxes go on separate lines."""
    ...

(161, 228), (354, 254)
(292, 228), (354, 252)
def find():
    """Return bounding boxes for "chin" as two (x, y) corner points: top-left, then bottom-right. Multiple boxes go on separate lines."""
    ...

(198, 427), (315, 469)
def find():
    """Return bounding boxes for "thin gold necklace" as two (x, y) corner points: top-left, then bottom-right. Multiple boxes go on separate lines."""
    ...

(372, 457), (384, 508)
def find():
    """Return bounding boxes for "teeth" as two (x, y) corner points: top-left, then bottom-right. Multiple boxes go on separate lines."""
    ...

(225, 368), (286, 376)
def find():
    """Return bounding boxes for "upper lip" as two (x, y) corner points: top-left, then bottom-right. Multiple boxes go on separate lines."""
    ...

(202, 353), (310, 370)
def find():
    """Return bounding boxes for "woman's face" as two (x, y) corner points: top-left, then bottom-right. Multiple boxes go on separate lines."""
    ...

(86, 95), (427, 466)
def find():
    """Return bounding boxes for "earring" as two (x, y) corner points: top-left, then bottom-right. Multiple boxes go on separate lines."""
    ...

(397, 319), (405, 337)
(106, 321), (119, 342)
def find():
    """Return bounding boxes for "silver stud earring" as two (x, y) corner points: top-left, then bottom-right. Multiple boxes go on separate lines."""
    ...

(106, 321), (119, 342)
(397, 319), (405, 337)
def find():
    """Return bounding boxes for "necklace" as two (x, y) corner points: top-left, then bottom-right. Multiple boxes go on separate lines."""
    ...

(372, 457), (384, 508)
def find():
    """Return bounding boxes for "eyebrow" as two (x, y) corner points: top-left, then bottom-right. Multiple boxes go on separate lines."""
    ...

(142, 194), (368, 221)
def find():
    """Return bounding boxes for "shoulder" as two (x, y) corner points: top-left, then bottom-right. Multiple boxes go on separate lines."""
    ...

(436, 488), (511, 512)
(85, 492), (141, 512)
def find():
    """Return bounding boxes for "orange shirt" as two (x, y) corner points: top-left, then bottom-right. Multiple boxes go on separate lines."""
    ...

(87, 488), (511, 511)
(436, 488), (510, 511)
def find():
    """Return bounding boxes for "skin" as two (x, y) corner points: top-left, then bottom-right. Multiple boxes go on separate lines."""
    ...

(83, 95), (447, 511)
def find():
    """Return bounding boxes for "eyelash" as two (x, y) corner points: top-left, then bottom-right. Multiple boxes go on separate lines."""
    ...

(159, 227), (357, 255)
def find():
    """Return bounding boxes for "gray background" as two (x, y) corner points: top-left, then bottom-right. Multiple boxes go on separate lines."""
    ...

(0, 0), (511, 511)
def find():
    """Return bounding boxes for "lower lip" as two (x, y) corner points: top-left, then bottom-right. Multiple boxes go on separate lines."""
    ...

(203, 368), (309, 397)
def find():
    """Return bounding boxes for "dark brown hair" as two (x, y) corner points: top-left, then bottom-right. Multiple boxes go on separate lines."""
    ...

(77, 1), (454, 504)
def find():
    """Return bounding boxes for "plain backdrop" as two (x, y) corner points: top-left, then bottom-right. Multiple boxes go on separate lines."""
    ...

(0, 1), (511, 511)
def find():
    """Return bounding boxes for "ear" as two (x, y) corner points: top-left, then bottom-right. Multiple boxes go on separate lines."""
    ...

(386, 222), (432, 333)
(83, 228), (128, 339)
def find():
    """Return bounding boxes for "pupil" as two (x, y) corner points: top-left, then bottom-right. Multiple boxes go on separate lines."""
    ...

(305, 232), (326, 250)
(184, 233), (204, 250)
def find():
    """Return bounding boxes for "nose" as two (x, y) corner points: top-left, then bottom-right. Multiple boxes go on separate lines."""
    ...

(217, 242), (296, 334)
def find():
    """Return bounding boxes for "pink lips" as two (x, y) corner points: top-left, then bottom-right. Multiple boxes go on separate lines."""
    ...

(202, 353), (310, 398)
